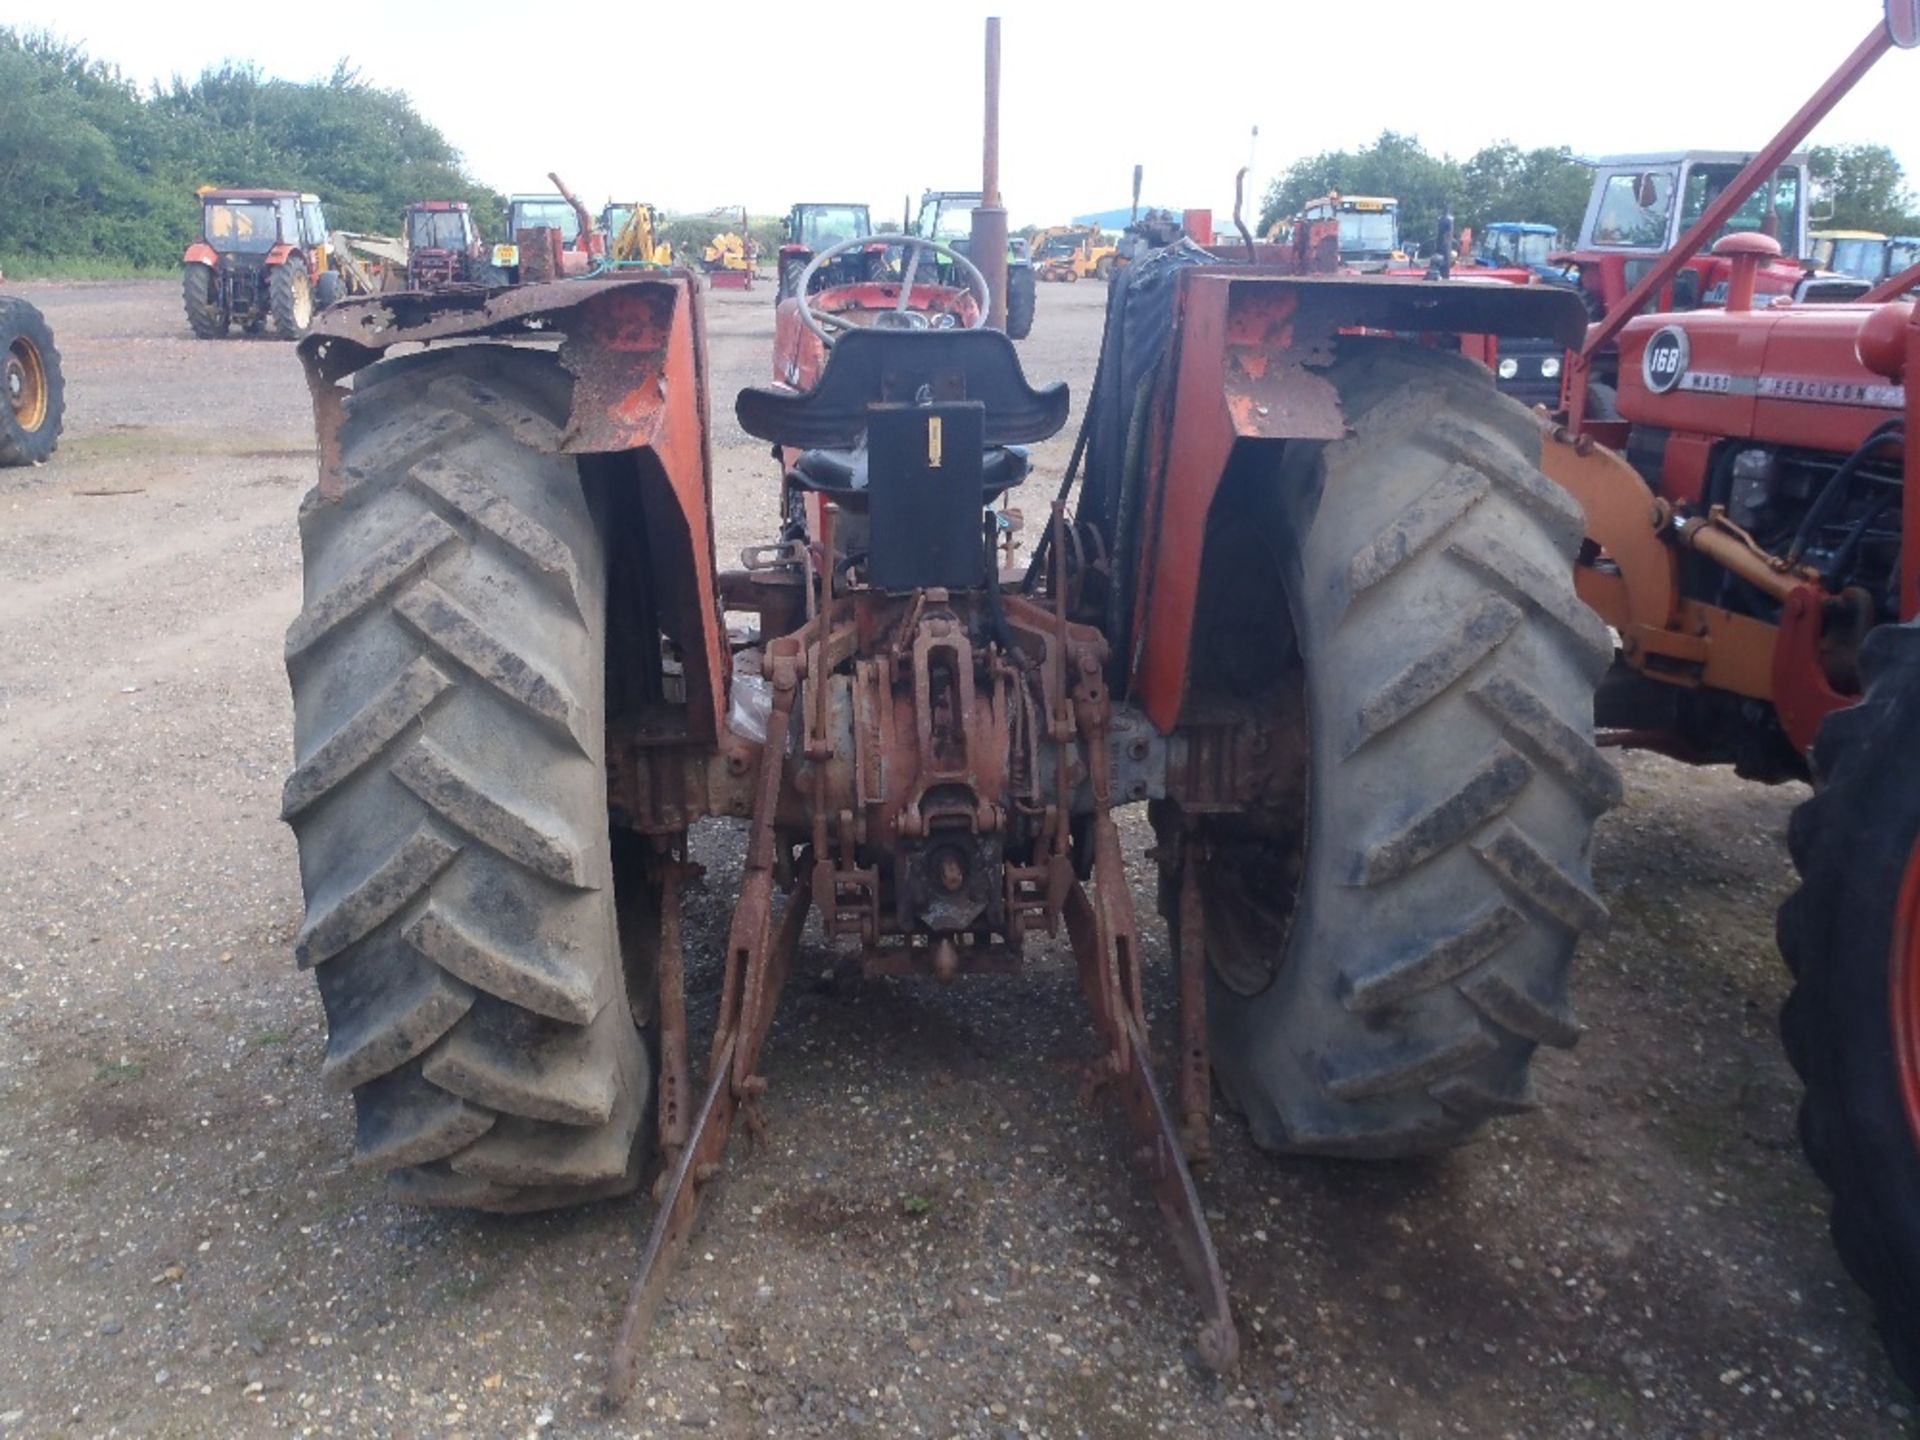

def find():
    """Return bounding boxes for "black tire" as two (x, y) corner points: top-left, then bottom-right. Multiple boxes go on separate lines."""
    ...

(0, 296), (64, 467)
(183, 262), (227, 339)
(314, 270), (346, 309)
(1186, 341), (1618, 1156)
(282, 346), (651, 1211)
(271, 261), (314, 339)
(778, 256), (805, 300)
(1778, 620), (1920, 1391)
(1005, 264), (1036, 340)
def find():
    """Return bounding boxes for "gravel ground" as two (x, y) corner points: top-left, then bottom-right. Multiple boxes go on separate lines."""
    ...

(0, 277), (1911, 1439)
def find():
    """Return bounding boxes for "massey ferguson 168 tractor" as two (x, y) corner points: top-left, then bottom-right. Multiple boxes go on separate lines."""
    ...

(183, 188), (346, 340)
(1535, 7), (1920, 1385)
(277, 5), (1918, 1400)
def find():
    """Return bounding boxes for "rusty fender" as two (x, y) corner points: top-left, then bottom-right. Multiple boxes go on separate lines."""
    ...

(1126, 270), (1587, 731)
(296, 273), (727, 745)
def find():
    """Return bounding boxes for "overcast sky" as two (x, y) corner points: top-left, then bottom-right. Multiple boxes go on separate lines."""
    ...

(19, 1), (1919, 224)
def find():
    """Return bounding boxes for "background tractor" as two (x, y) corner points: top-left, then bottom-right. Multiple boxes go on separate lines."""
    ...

(401, 201), (497, 290)
(182, 188), (347, 340)
(1296, 192), (1404, 271)
(0, 282), (63, 466)
(775, 202), (883, 298)
(1468, 221), (1562, 281)
(915, 189), (1037, 338)
(1555, 152), (1811, 327)
(492, 177), (606, 285)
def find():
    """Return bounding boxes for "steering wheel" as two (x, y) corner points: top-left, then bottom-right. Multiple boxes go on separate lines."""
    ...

(793, 232), (990, 345)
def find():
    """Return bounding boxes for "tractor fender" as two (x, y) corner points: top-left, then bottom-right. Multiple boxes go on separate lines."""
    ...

(295, 273), (726, 744)
(1126, 270), (1588, 730)
(182, 241), (220, 269)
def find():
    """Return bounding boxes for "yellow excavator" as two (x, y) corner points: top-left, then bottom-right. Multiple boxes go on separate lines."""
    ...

(602, 201), (673, 266)
(1031, 224), (1116, 281)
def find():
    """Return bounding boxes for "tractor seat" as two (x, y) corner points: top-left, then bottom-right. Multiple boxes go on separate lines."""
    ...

(788, 443), (1030, 507)
(736, 328), (1069, 450)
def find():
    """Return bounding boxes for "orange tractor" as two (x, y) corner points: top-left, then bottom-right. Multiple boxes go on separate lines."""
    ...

(182, 188), (348, 340)
(276, 5), (1918, 1398)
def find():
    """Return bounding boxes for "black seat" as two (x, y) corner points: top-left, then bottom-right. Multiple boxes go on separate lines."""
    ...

(735, 328), (1069, 450)
(789, 443), (1030, 507)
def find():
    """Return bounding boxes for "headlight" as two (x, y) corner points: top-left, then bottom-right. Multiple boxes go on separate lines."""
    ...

(1497, 357), (1520, 380)
(492, 244), (519, 267)
(1540, 355), (1562, 379)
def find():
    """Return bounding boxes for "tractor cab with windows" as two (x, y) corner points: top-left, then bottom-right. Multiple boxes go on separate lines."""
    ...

(403, 201), (487, 291)
(777, 203), (884, 298)
(1560, 151), (1811, 320)
(182, 188), (338, 340)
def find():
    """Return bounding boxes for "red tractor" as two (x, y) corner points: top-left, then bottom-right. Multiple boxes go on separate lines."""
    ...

(1531, 7), (1920, 1386)
(282, 39), (1594, 1393)
(182, 188), (345, 340)
(775, 202), (887, 298)
(402, 201), (498, 291)
(271, 7), (1920, 1401)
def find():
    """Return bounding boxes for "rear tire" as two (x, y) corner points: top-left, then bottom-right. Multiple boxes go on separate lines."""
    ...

(182, 262), (227, 339)
(1005, 265), (1036, 339)
(1778, 620), (1920, 1391)
(314, 270), (346, 309)
(0, 296), (64, 467)
(1185, 341), (1617, 1156)
(271, 262), (314, 339)
(283, 346), (651, 1211)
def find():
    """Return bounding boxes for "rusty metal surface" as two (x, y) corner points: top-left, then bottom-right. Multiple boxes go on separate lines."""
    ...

(1061, 653), (1238, 1372)
(299, 271), (728, 754)
(606, 657), (813, 1403)
(1176, 846), (1212, 1165)
(654, 862), (692, 1162)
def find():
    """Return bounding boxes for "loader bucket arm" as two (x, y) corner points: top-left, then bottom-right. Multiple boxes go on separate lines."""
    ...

(295, 275), (726, 743)
(1122, 270), (1588, 731)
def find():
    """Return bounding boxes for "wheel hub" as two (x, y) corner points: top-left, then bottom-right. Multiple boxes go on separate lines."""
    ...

(1892, 839), (1920, 1151)
(6, 339), (46, 431)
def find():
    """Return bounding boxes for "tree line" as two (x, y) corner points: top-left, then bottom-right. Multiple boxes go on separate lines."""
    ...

(1260, 131), (1920, 255)
(7, 27), (1917, 276)
(0, 29), (498, 272)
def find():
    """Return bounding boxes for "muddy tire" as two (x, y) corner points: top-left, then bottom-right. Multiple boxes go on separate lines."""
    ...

(1778, 620), (1920, 1391)
(1188, 341), (1618, 1156)
(0, 296), (64, 467)
(1005, 265), (1036, 340)
(282, 346), (651, 1211)
(271, 261), (314, 339)
(183, 262), (227, 339)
